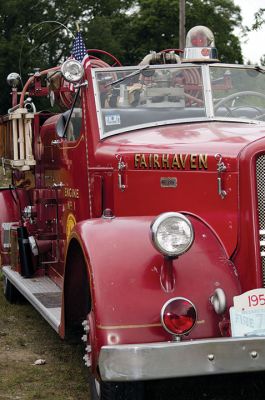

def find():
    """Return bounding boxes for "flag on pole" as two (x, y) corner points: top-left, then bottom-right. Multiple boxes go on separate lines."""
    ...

(71, 31), (90, 68)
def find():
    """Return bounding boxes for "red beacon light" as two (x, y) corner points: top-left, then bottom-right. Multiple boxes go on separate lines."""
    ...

(183, 25), (218, 62)
(161, 297), (197, 338)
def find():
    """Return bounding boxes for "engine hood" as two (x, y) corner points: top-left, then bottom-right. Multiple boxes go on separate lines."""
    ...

(94, 121), (265, 259)
(96, 121), (265, 168)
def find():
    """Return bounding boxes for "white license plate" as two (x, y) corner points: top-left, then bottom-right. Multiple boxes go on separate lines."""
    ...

(230, 289), (265, 337)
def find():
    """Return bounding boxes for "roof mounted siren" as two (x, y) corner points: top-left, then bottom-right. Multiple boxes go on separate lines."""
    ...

(183, 26), (218, 62)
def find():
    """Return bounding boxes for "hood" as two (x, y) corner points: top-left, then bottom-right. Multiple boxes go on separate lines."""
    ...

(96, 121), (265, 168)
(94, 121), (265, 259)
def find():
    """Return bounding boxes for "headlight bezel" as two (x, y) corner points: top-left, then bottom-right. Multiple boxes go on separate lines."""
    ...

(161, 296), (197, 336)
(61, 59), (84, 83)
(150, 212), (194, 258)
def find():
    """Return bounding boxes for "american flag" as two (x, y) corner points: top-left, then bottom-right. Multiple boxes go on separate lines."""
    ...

(71, 31), (90, 68)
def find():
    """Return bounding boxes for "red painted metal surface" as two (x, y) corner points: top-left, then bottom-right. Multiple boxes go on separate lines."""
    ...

(2, 57), (265, 380)
(71, 214), (240, 367)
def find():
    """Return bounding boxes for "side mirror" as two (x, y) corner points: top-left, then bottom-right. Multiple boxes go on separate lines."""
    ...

(56, 110), (71, 138)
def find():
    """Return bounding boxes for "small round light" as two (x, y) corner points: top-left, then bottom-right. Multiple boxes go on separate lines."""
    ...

(150, 212), (194, 258)
(61, 59), (84, 83)
(210, 288), (227, 315)
(7, 72), (21, 88)
(161, 297), (197, 336)
(102, 208), (115, 219)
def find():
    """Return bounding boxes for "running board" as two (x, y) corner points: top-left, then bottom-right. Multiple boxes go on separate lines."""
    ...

(2, 266), (62, 333)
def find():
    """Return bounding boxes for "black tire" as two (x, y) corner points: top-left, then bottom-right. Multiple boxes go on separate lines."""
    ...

(89, 375), (145, 400)
(3, 276), (23, 304)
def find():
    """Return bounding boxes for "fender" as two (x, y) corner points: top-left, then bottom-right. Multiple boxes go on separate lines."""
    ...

(68, 214), (241, 360)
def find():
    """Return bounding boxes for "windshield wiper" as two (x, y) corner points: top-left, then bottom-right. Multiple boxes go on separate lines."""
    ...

(105, 65), (150, 87)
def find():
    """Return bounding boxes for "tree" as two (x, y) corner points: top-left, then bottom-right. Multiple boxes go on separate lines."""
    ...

(0, 0), (243, 113)
(250, 8), (265, 31)
(118, 0), (243, 64)
(0, 0), (134, 112)
(245, 8), (265, 65)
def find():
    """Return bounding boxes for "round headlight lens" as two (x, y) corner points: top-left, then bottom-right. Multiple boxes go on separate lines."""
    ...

(61, 59), (84, 83)
(151, 212), (194, 257)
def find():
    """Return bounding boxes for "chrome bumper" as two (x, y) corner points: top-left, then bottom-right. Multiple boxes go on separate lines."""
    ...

(99, 336), (265, 381)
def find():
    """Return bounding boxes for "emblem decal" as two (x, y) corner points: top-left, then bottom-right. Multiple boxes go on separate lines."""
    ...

(160, 177), (177, 188)
(66, 213), (76, 241)
(134, 153), (208, 170)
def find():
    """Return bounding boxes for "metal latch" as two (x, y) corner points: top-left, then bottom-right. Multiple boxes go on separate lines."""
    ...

(215, 153), (227, 200)
(51, 139), (63, 145)
(116, 154), (126, 192)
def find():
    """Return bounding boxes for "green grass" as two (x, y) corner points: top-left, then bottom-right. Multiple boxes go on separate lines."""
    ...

(2, 271), (265, 400)
(0, 278), (90, 400)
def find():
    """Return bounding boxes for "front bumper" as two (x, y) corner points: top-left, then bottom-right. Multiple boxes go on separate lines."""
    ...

(99, 336), (265, 381)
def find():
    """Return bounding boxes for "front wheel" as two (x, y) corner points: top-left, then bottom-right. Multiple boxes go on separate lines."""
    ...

(89, 375), (145, 400)
(85, 310), (145, 400)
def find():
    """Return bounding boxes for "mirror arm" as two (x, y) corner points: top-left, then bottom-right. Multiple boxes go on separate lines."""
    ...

(62, 85), (82, 139)
(74, 80), (88, 89)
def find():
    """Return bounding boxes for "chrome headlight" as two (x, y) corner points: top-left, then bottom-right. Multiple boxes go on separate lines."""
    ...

(61, 59), (84, 83)
(7, 72), (21, 88)
(150, 212), (194, 258)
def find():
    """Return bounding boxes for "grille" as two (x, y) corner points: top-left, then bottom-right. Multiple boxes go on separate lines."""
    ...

(256, 155), (265, 286)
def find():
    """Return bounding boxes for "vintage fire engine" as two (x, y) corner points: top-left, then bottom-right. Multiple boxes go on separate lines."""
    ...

(2, 25), (265, 398)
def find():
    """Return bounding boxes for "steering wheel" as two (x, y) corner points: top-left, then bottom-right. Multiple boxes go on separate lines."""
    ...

(214, 91), (265, 117)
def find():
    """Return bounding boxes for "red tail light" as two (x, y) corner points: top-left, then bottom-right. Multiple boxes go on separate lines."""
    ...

(161, 297), (197, 336)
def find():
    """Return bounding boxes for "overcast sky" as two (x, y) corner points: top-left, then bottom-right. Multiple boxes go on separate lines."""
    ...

(234, 0), (265, 64)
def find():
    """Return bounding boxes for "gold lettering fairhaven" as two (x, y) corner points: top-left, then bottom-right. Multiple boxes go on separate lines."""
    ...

(134, 154), (208, 170)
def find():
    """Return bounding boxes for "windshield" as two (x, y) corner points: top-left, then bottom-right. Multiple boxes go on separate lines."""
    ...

(211, 66), (265, 120)
(93, 64), (265, 138)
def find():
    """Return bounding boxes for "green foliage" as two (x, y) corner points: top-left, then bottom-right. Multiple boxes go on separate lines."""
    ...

(248, 7), (265, 31)
(245, 8), (265, 67)
(0, 0), (243, 113)
(0, 0), (134, 112)
(0, 283), (90, 399)
(186, 0), (243, 63)
(122, 0), (243, 64)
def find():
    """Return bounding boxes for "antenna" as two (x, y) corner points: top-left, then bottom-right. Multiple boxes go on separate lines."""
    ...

(19, 21), (75, 86)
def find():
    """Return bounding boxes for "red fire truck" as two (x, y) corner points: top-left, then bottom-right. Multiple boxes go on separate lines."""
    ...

(2, 25), (265, 398)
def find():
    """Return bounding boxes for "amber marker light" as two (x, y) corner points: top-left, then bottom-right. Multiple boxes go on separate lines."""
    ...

(161, 297), (197, 337)
(150, 212), (194, 258)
